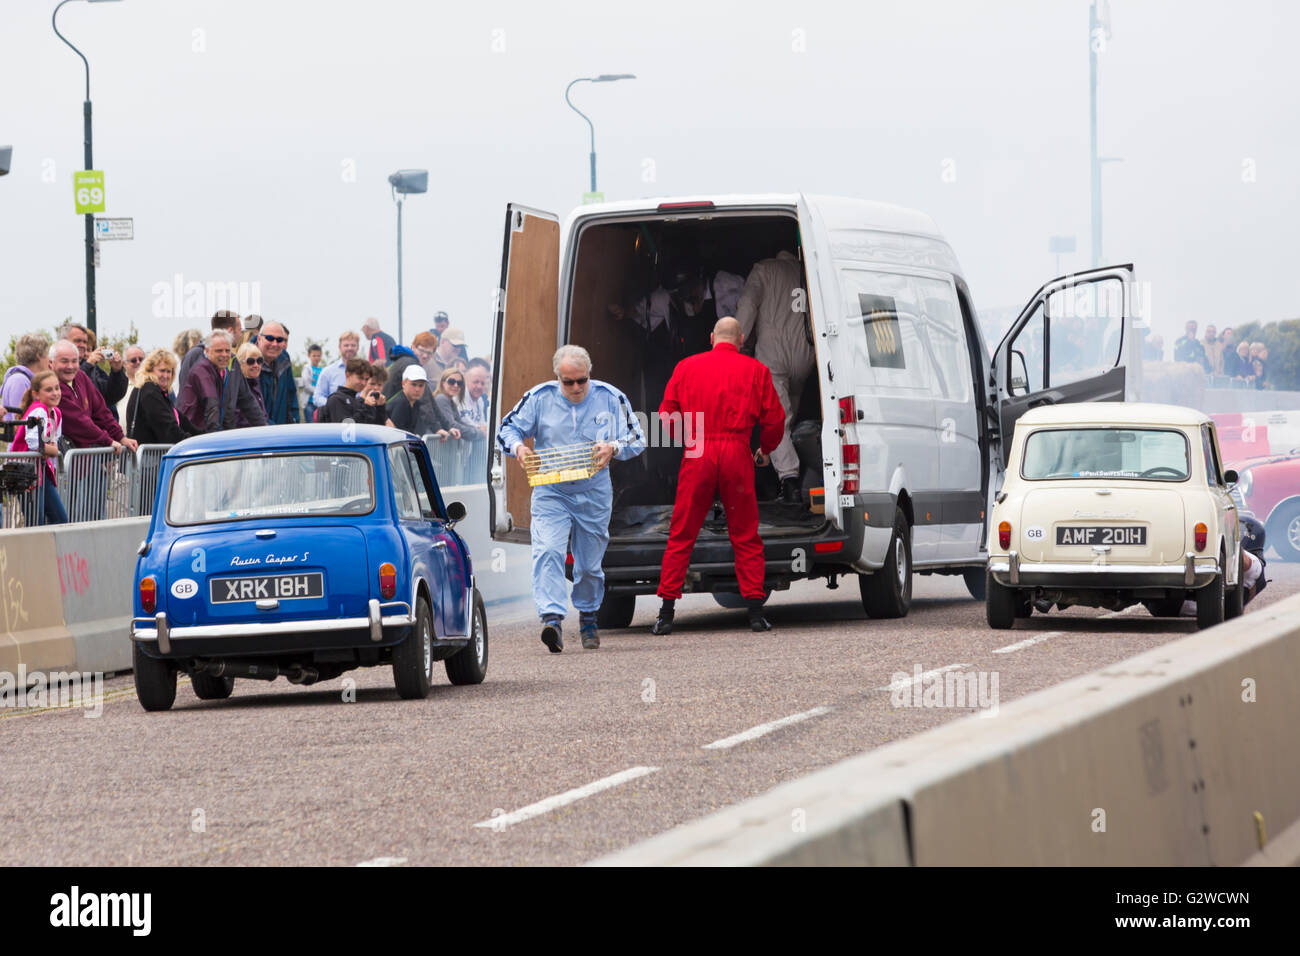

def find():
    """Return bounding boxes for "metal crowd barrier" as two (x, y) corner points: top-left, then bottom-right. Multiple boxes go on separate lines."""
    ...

(59, 447), (135, 523)
(421, 434), (488, 488)
(0, 450), (49, 528)
(131, 444), (173, 516)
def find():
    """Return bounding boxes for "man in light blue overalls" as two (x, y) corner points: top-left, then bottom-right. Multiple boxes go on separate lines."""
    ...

(497, 345), (646, 652)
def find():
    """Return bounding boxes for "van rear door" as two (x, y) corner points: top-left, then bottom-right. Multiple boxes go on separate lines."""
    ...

(489, 204), (559, 544)
(991, 264), (1135, 467)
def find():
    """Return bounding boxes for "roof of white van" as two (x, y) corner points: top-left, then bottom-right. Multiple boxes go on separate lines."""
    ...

(1018, 403), (1212, 428)
(566, 193), (944, 239)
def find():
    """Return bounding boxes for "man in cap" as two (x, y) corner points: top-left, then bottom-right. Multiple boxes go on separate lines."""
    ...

(428, 327), (467, 380)
(497, 345), (646, 652)
(431, 311), (450, 345)
(385, 364), (447, 437)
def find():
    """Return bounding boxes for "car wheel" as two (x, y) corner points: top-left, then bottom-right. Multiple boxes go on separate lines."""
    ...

(962, 568), (986, 601)
(1195, 572), (1225, 630)
(596, 593), (636, 629)
(1224, 548), (1245, 620)
(393, 596), (435, 699)
(986, 571), (1018, 629)
(1142, 597), (1185, 617)
(445, 589), (488, 686)
(1268, 501), (1300, 562)
(133, 642), (177, 712)
(191, 670), (234, 701)
(859, 511), (912, 618)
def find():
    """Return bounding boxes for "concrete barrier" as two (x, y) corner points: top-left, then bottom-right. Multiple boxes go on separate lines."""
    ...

(52, 517), (148, 675)
(0, 526), (76, 674)
(594, 593), (1300, 866)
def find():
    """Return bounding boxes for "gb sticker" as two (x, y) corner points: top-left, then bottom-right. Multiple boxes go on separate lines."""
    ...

(1024, 526), (1046, 543)
(171, 578), (199, 600)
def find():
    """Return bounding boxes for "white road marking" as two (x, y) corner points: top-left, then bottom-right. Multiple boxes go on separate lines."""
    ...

(356, 856), (407, 867)
(701, 706), (832, 750)
(992, 606), (1142, 654)
(874, 665), (970, 693)
(473, 766), (660, 830)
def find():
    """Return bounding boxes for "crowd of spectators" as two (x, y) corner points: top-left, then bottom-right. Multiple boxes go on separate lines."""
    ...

(1171, 320), (1269, 389)
(3, 311), (492, 523)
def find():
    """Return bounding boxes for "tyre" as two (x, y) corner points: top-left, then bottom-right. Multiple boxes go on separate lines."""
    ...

(191, 670), (234, 701)
(1195, 572), (1224, 630)
(133, 642), (177, 712)
(1268, 500), (1300, 562)
(393, 597), (435, 699)
(596, 593), (636, 629)
(985, 571), (1018, 629)
(1224, 548), (1245, 620)
(962, 568), (986, 601)
(859, 511), (912, 618)
(1142, 596), (1185, 617)
(445, 589), (489, 686)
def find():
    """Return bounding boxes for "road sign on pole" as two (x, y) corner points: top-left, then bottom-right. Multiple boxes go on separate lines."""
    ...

(582, 191), (604, 204)
(94, 217), (133, 240)
(74, 170), (105, 214)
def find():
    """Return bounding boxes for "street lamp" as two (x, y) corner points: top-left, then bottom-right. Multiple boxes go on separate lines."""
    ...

(388, 169), (428, 346)
(52, 0), (123, 336)
(564, 74), (635, 195)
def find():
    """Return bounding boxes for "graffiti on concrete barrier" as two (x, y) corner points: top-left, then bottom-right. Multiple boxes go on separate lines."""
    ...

(58, 551), (91, 597)
(0, 546), (29, 635)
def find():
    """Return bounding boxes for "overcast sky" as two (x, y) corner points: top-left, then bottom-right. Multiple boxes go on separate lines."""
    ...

(2, 0), (1297, 360)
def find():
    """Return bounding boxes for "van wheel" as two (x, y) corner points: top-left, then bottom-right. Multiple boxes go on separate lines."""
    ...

(1195, 572), (1224, 630)
(986, 572), (1019, 629)
(393, 597), (435, 699)
(859, 512), (912, 618)
(133, 643), (177, 712)
(445, 590), (488, 686)
(1268, 501), (1300, 561)
(1224, 549), (1245, 620)
(1143, 596), (1185, 617)
(596, 594), (636, 629)
(191, 671), (234, 701)
(962, 568), (986, 601)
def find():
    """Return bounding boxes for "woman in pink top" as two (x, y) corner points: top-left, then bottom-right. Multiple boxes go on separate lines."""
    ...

(9, 370), (68, 524)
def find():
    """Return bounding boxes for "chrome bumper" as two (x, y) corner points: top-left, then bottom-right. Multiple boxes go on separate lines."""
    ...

(988, 551), (1218, 589)
(131, 599), (414, 653)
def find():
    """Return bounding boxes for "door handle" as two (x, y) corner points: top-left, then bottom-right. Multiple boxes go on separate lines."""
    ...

(432, 541), (448, 550)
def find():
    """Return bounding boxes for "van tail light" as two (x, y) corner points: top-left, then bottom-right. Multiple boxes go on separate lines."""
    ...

(998, 521), (1012, 550)
(841, 444), (860, 494)
(379, 563), (397, 599)
(1193, 523), (1208, 552)
(657, 201), (715, 211)
(839, 397), (856, 425)
(140, 576), (157, 613)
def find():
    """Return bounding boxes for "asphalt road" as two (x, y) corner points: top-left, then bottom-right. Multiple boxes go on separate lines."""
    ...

(6, 562), (1298, 866)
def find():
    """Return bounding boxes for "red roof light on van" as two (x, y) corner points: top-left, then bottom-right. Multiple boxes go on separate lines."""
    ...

(657, 201), (715, 211)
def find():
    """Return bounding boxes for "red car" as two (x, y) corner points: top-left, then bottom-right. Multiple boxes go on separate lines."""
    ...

(1229, 449), (1300, 561)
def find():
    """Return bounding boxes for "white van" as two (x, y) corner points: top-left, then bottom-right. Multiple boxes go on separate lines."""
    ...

(487, 194), (1140, 626)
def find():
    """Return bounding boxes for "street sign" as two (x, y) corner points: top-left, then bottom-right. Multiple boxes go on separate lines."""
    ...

(582, 191), (605, 204)
(74, 170), (105, 214)
(94, 217), (133, 240)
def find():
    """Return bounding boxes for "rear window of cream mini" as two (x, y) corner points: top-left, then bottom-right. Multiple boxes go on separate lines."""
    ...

(1021, 428), (1190, 482)
(167, 453), (375, 525)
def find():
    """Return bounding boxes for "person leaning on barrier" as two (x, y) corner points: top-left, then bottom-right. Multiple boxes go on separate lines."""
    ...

(63, 323), (128, 415)
(9, 370), (68, 524)
(125, 349), (200, 445)
(2, 332), (50, 422)
(50, 340), (137, 454)
(178, 330), (267, 433)
(178, 310), (240, 393)
(496, 344), (647, 653)
(385, 365), (450, 439)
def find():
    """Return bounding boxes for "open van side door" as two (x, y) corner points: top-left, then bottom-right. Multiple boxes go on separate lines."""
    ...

(990, 264), (1135, 467)
(489, 204), (559, 544)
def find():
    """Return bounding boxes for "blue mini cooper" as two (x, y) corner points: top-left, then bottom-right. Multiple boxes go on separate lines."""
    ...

(130, 424), (487, 710)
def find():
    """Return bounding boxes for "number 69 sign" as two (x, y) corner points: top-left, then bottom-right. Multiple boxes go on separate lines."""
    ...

(74, 170), (105, 214)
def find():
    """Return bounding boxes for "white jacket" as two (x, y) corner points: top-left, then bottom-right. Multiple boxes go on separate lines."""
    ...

(736, 251), (813, 375)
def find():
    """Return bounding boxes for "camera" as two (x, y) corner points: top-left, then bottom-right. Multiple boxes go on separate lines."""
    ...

(102, 348), (115, 361)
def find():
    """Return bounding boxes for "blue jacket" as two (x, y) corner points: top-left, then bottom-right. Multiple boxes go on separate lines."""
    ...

(259, 351), (301, 425)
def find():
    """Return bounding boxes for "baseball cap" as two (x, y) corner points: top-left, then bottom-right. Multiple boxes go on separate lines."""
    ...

(433, 311), (449, 325)
(242, 313), (264, 331)
(402, 365), (428, 382)
(441, 327), (466, 347)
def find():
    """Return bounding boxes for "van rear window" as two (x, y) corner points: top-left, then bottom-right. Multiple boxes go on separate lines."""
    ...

(167, 453), (375, 524)
(1021, 428), (1190, 481)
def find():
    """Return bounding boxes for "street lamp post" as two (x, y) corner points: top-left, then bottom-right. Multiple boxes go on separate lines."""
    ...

(53, 0), (122, 337)
(388, 169), (428, 345)
(564, 74), (635, 194)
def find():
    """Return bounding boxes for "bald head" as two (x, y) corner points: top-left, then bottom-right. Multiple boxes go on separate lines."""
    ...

(712, 316), (742, 347)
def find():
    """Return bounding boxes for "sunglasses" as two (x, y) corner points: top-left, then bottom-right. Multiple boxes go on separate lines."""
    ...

(125, 357), (143, 364)
(260, 334), (286, 344)
(244, 358), (263, 366)
(446, 379), (464, 388)
(560, 376), (589, 387)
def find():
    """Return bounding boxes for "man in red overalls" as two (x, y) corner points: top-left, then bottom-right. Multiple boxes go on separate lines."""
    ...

(651, 317), (786, 634)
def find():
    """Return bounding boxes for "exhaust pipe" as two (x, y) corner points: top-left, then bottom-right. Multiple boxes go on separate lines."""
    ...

(199, 661), (320, 684)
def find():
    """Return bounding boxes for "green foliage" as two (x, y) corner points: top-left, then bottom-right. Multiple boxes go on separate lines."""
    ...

(3, 319), (138, 371)
(1230, 319), (1300, 391)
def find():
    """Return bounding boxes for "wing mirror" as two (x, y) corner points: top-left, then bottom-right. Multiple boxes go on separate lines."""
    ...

(445, 500), (467, 524)
(1223, 469), (1238, 486)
